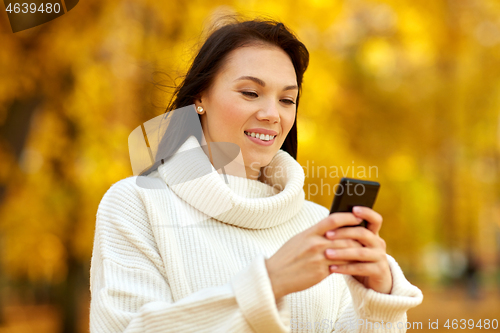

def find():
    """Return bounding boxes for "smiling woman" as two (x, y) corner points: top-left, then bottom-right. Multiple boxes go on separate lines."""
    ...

(197, 45), (298, 180)
(89, 16), (423, 333)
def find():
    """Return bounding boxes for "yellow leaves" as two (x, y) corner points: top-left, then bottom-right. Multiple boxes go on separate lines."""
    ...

(36, 234), (68, 282)
(398, 7), (436, 67)
(302, 60), (340, 117)
(1, 184), (69, 282)
(79, 64), (114, 110)
(4, 232), (67, 283)
(297, 115), (316, 146)
(387, 153), (416, 182)
(0, 0), (499, 287)
(358, 37), (396, 77)
(27, 109), (68, 163)
(19, 148), (44, 175)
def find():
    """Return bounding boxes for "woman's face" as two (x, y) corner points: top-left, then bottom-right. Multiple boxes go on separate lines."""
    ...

(198, 43), (298, 180)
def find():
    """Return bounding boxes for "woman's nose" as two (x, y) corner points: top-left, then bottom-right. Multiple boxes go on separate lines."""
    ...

(258, 100), (280, 123)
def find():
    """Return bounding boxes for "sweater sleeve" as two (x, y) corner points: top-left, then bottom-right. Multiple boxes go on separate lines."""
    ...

(333, 254), (423, 332)
(89, 179), (291, 333)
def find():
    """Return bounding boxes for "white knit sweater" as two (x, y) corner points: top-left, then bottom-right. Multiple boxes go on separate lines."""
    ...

(90, 135), (423, 333)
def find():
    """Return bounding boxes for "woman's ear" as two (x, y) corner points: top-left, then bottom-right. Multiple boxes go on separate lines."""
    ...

(195, 93), (203, 104)
(197, 87), (212, 104)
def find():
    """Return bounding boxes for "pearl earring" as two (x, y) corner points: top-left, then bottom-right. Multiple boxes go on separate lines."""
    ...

(196, 106), (204, 114)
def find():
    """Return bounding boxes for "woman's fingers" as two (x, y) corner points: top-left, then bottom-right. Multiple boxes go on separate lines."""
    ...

(315, 212), (363, 237)
(328, 262), (393, 294)
(352, 206), (383, 235)
(326, 259), (352, 265)
(323, 239), (362, 265)
(325, 247), (385, 262)
(328, 262), (388, 277)
(327, 239), (362, 249)
(265, 208), (389, 298)
(320, 208), (383, 238)
(326, 226), (384, 249)
(319, 208), (393, 294)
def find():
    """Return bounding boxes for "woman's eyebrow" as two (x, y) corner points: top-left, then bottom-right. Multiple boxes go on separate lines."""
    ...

(234, 75), (298, 91)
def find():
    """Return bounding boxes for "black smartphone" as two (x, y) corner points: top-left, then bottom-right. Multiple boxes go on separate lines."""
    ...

(329, 177), (380, 228)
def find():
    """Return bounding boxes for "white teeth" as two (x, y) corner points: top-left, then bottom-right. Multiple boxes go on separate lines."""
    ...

(245, 131), (276, 141)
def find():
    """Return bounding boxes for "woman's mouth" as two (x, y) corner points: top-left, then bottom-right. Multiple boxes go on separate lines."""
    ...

(244, 131), (276, 146)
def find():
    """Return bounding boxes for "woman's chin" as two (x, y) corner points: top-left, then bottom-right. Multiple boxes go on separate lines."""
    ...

(242, 152), (275, 169)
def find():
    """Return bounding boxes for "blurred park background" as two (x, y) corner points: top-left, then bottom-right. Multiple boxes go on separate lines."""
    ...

(1, 0), (500, 332)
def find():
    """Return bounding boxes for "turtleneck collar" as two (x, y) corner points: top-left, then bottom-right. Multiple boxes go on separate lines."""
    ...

(157, 135), (305, 229)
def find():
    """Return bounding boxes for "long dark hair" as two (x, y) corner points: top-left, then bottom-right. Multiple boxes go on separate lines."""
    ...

(141, 17), (309, 176)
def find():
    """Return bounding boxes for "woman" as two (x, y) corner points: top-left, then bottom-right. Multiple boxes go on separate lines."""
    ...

(90, 17), (423, 332)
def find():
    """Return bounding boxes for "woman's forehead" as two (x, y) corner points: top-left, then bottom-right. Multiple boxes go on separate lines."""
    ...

(217, 45), (297, 85)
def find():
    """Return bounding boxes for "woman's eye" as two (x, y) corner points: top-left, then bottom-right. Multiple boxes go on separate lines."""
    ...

(241, 91), (258, 98)
(281, 99), (296, 105)
(241, 91), (295, 105)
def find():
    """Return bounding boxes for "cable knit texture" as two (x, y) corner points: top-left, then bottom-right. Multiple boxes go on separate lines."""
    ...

(90, 135), (423, 332)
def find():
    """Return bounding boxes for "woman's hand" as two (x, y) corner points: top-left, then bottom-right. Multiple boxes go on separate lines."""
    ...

(324, 206), (393, 294)
(264, 212), (364, 300)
